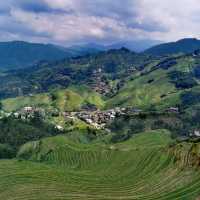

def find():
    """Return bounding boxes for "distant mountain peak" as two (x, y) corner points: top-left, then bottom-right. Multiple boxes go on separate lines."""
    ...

(106, 47), (133, 54)
(119, 47), (131, 52)
(144, 38), (200, 56)
(177, 38), (198, 42)
(106, 39), (162, 52)
(0, 41), (106, 70)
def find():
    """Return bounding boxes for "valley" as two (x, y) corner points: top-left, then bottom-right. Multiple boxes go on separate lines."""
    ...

(1, 39), (200, 199)
(2, 0), (200, 198)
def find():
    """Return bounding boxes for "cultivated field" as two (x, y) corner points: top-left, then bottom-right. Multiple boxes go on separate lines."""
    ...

(0, 130), (200, 199)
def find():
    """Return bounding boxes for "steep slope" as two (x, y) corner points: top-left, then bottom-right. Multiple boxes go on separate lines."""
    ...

(0, 48), (149, 99)
(144, 38), (200, 56)
(107, 52), (200, 110)
(0, 41), (71, 70)
(0, 41), (104, 71)
(2, 86), (105, 112)
(107, 39), (162, 52)
(2, 47), (200, 113)
(0, 130), (199, 199)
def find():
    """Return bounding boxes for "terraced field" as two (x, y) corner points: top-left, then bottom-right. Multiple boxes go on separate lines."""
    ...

(1, 130), (200, 199)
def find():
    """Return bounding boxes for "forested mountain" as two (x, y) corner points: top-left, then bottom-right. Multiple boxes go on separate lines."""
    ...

(0, 48), (150, 99)
(0, 41), (104, 70)
(2, 45), (200, 112)
(144, 38), (200, 56)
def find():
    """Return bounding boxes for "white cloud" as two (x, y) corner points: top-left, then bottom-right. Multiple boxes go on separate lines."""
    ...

(10, 6), (146, 45)
(137, 0), (200, 41)
(1, 0), (200, 45)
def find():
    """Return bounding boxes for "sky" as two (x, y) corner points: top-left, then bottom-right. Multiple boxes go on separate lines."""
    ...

(0, 0), (200, 46)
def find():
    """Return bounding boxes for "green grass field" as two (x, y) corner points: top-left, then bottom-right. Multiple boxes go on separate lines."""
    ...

(2, 85), (105, 112)
(106, 69), (180, 110)
(0, 130), (199, 200)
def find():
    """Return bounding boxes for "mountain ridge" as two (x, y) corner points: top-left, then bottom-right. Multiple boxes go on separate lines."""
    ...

(0, 41), (105, 71)
(144, 38), (200, 56)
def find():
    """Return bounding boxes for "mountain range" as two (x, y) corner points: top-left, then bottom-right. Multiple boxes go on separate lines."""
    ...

(1, 38), (200, 71)
(1, 38), (200, 199)
(0, 39), (160, 70)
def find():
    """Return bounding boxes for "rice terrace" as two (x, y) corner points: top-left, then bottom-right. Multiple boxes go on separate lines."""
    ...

(0, 130), (198, 199)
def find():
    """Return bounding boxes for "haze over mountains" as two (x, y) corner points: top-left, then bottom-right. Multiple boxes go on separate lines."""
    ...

(0, 41), (104, 70)
(1, 38), (200, 71)
(0, 39), (160, 70)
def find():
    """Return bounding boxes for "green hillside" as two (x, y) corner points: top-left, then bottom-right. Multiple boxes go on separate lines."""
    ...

(0, 41), (71, 70)
(0, 48), (150, 99)
(144, 38), (200, 56)
(0, 130), (198, 199)
(2, 93), (51, 112)
(2, 86), (105, 112)
(2, 47), (200, 112)
(52, 86), (105, 111)
(1, 46), (200, 199)
(106, 52), (200, 110)
(0, 41), (105, 71)
(106, 68), (178, 109)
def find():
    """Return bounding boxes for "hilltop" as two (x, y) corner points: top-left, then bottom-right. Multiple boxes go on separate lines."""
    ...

(0, 41), (71, 70)
(144, 38), (200, 56)
(0, 41), (104, 71)
(0, 39), (160, 71)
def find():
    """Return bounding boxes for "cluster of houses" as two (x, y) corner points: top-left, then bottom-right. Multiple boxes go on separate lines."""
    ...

(62, 106), (181, 130)
(0, 104), (180, 132)
(126, 66), (137, 74)
(0, 106), (64, 131)
(166, 107), (179, 113)
(0, 110), (12, 119)
(189, 130), (200, 138)
(63, 107), (142, 129)
(90, 65), (138, 95)
(76, 108), (122, 129)
(12, 106), (45, 120)
(90, 68), (111, 95)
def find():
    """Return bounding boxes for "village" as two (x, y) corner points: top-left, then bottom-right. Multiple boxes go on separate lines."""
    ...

(1, 104), (200, 138)
(89, 66), (137, 95)
(63, 107), (128, 129)
(0, 106), (132, 130)
(0, 105), (180, 130)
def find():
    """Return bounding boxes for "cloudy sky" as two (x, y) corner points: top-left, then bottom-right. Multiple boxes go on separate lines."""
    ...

(0, 0), (200, 46)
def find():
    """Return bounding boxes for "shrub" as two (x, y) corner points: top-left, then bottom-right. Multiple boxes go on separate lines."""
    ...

(157, 58), (177, 70)
(0, 117), (59, 149)
(181, 91), (200, 107)
(0, 144), (15, 159)
(168, 71), (197, 89)
(193, 66), (200, 78)
(111, 132), (131, 143)
(147, 79), (154, 84)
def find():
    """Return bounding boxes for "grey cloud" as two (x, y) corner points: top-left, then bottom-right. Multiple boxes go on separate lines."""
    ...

(14, 0), (73, 14)
(0, 0), (199, 45)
